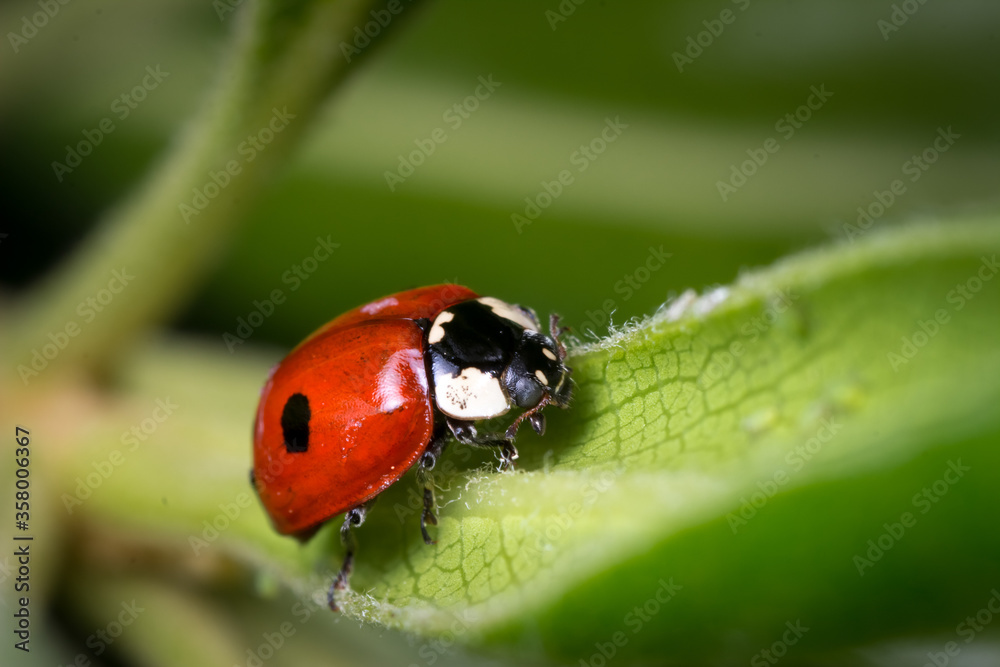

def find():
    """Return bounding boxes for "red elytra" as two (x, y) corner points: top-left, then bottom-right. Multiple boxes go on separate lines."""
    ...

(252, 284), (477, 536)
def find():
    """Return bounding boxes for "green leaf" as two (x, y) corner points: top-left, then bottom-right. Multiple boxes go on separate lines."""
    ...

(54, 219), (1000, 664)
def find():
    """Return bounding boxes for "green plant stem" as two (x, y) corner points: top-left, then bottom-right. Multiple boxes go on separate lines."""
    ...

(6, 0), (413, 383)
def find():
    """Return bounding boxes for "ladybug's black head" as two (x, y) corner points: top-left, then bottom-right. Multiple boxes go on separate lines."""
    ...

(502, 327), (571, 412)
(427, 297), (572, 426)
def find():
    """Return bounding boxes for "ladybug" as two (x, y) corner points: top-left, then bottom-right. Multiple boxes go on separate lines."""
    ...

(251, 284), (572, 610)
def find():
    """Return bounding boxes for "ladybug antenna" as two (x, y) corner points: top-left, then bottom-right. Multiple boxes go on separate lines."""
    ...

(549, 313), (569, 361)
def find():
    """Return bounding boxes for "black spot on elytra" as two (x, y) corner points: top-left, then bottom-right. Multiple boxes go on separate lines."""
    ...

(281, 393), (311, 453)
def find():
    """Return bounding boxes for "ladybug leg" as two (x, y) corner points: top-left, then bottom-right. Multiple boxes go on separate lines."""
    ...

(328, 499), (374, 612)
(447, 418), (519, 471)
(420, 487), (437, 544)
(416, 428), (450, 545)
(498, 440), (519, 471)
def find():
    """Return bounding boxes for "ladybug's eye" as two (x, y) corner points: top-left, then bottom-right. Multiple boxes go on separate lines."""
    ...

(504, 367), (545, 409)
(281, 393), (311, 453)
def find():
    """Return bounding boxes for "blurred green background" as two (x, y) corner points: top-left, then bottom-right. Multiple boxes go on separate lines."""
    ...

(1, 0), (999, 665)
(4, 0), (997, 346)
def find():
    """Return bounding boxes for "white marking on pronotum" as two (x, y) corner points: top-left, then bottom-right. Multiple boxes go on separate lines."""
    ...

(428, 311), (455, 344)
(477, 297), (538, 331)
(534, 370), (549, 386)
(434, 366), (510, 420)
(542, 348), (557, 361)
